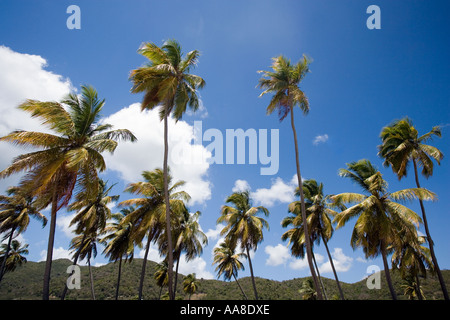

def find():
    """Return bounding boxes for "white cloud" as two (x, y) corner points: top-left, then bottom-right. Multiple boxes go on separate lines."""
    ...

(264, 243), (352, 275)
(101, 103), (212, 205)
(138, 244), (164, 263)
(177, 254), (214, 280)
(265, 244), (291, 266)
(289, 253), (325, 271)
(232, 179), (251, 192)
(251, 176), (297, 207)
(356, 257), (368, 263)
(39, 246), (72, 261)
(205, 223), (225, 242)
(312, 134), (329, 146)
(319, 248), (353, 274)
(0, 46), (73, 193)
(56, 212), (77, 239)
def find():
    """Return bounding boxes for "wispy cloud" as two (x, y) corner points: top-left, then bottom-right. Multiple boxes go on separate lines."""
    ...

(313, 134), (329, 146)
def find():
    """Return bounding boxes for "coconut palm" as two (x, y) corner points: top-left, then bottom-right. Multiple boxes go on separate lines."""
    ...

(183, 273), (198, 300)
(331, 159), (436, 300)
(217, 191), (269, 300)
(0, 187), (46, 283)
(159, 210), (207, 299)
(282, 179), (345, 300)
(213, 241), (248, 300)
(61, 179), (118, 299)
(154, 260), (169, 300)
(401, 274), (426, 300)
(130, 39), (205, 300)
(257, 54), (322, 299)
(378, 117), (448, 300)
(299, 278), (316, 300)
(0, 85), (136, 299)
(0, 240), (29, 274)
(118, 167), (190, 300)
(102, 207), (135, 300)
(391, 234), (432, 301)
(69, 233), (99, 299)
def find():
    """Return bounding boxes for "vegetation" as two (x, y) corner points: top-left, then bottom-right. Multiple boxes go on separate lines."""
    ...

(129, 39), (205, 300)
(218, 191), (269, 300)
(0, 39), (447, 301)
(0, 258), (448, 300)
(258, 54), (323, 299)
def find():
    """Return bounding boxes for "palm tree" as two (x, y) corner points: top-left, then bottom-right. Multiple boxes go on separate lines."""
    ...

(0, 186), (46, 283)
(299, 278), (316, 300)
(118, 167), (190, 300)
(69, 233), (99, 299)
(0, 85), (136, 299)
(401, 274), (426, 300)
(391, 235), (432, 301)
(378, 117), (448, 300)
(331, 159), (436, 300)
(130, 39), (205, 300)
(160, 210), (207, 299)
(213, 241), (248, 300)
(257, 54), (322, 299)
(61, 179), (118, 299)
(183, 273), (198, 300)
(0, 240), (29, 274)
(154, 260), (169, 300)
(102, 207), (135, 300)
(217, 191), (269, 300)
(282, 179), (345, 300)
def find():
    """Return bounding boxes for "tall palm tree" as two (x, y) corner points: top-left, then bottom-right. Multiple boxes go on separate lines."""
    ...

(69, 233), (99, 300)
(257, 54), (322, 299)
(282, 179), (345, 300)
(118, 167), (190, 300)
(102, 207), (135, 300)
(0, 85), (136, 299)
(378, 117), (448, 300)
(331, 159), (436, 300)
(183, 273), (198, 300)
(217, 191), (269, 300)
(0, 186), (46, 283)
(160, 210), (207, 299)
(61, 179), (118, 299)
(0, 240), (29, 274)
(130, 39), (205, 300)
(154, 260), (169, 300)
(213, 241), (248, 300)
(390, 234), (432, 301)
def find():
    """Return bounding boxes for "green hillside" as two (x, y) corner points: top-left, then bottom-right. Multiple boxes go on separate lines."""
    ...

(0, 259), (448, 300)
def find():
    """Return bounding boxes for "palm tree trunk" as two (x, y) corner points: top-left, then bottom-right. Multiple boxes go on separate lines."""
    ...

(312, 252), (327, 300)
(289, 105), (323, 300)
(413, 159), (449, 300)
(88, 258), (95, 300)
(415, 273), (423, 301)
(43, 192), (58, 300)
(173, 252), (181, 299)
(381, 240), (397, 300)
(115, 257), (122, 300)
(61, 233), (86, 300)
(233, 274), (248, 300)
(0, 226), (16, 284)
(138, 234), (152, 300)
(322, 235), (345, 300)
(163, 106), (174, 300)
(245, 244), (258, 300)
(158, 285), (163, 300)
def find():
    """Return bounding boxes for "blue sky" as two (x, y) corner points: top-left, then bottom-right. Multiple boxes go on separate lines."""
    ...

(0, 0), (449, 286)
